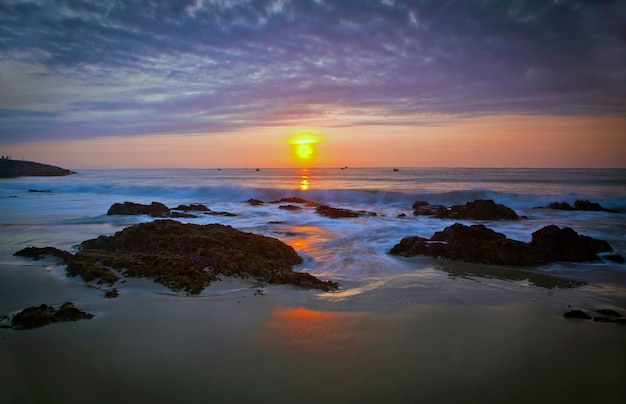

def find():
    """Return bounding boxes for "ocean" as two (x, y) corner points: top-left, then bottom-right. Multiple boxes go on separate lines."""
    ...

(1, 167), (625, 402)
(1, 167), (625, 288)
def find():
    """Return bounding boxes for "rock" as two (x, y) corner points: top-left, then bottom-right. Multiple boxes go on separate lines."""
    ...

(546, 202), (574, 210)
(444, 199), (519, 220)
(104, 288), (119, 298)
(70, 220), (336, 294)
(0, 159), (75, 178)
(107, 201), (171, 217)
(170, 211), (198, 218)
(605, 254), (625, 263)
(563, 310), (591, 320)
(316, 205), (360, 218)
(529, 225), (612, 262)
(13, 246), (73, 263)
(279, 205), (302, 211)
(540, 200), (618, 213)
(173, 203), (210, 212)
(390, 223), (613, 266)
(412, 201), (447, 217)
(10, 302), (93, 329)
(272, 197), (318, 207)
(412, 199), (519, 220)
(247, 199), (264, 205)
(204, 210), (237, 217)
(390, 223), (536, 265)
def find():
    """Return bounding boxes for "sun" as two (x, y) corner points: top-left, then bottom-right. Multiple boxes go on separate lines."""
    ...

(287, 129), (321, 163)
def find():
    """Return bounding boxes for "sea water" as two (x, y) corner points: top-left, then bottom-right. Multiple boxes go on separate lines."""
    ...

(1, 167), (625, 291)
(2, 167), (626, 403)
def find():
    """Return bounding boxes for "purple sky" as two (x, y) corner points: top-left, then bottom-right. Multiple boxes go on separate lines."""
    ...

(0, 1), (625, 168)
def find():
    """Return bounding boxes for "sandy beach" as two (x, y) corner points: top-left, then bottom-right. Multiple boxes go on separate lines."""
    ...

(2, 257), (625, 404)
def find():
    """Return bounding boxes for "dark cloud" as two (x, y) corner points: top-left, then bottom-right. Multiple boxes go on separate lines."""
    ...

(1, 0), (624, 142)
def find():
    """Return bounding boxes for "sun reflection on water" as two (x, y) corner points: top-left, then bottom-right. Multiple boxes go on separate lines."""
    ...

(259, 306), (381, 357)
(299, 168), (309, 191)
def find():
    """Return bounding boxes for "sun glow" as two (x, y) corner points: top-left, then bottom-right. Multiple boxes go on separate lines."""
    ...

(287, 129), (321, 164)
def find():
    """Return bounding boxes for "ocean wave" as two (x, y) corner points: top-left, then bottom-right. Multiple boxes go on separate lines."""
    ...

(2, 177), (625, 212)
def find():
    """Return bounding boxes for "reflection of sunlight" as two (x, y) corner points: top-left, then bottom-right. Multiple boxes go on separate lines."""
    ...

(299, 168), (310, 191)
(287, 225), (334, 252)
(259, 306), (376, 356)
(300, 177), (309, 191)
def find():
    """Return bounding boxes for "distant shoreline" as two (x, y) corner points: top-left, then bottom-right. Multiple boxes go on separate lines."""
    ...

(0, 158), (76, 178)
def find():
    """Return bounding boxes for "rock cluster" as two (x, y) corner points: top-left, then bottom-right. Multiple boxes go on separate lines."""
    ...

(412, 199), (519, 220)
(106, 201), (236, 218)
(6, 302), (93, 330)
(538, 199), (619, 213)
(389, 223), (616, 266)
(15, 220), (338, 295)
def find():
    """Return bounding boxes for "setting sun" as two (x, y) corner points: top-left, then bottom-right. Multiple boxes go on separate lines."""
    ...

(287, 129), (322, 164)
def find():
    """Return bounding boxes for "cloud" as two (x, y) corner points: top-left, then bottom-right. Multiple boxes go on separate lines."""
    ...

(1, 0), (624, 142)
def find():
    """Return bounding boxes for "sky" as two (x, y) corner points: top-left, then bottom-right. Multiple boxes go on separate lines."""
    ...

(0, 0), (625, 169)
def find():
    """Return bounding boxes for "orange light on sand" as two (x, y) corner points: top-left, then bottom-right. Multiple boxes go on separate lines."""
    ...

(259, 306), (367, 356)
(287, 129), (321, 163)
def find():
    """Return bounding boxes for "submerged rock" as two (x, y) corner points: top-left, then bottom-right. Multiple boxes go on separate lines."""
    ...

(390, 223), (613, 266)
(16, 220), (338, 295)
(9, 302), (93, 330)
(413, 199), (519, 220)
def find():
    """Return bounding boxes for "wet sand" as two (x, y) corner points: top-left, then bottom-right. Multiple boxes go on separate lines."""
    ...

(1, 262), (626, 403)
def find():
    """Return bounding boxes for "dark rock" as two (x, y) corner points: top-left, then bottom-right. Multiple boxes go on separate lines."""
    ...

(28, 189), (51, 193)
(272, 197), (318, 207)
(541, 200), (618, 213)
(170, 211), (198, 218)
(563, 310), (591, 320)
(443, 199), (519, 220)
(104, 288), (119, 298)
(66, 258), (121, 286)
(412, 199), (518, 220)
(316, 205), (368, 218)
(107, 201), (171, 217)
(412, 201), (448, 217)
(204, 210), (237, 217)
(390, 223), (613, 266)
(0, 159), (75, 178)
(279, 205), (302, 211)
(70, 220), (336, 294)
(173, 203), (210, 212)
(53, 302), (94, 322)
(546, 202), (574, 210)
(10, 302), (93, 329)
(604, 254), (624, 263)
(14, 246), (73, 263)
(530, 225), (612, 262)
(573, 200), (604, 211)
(390, 223), (536, 265)
(247, 199), (264, 206)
